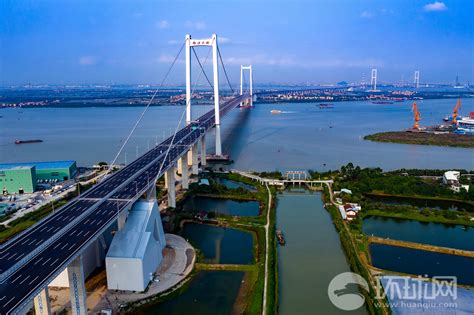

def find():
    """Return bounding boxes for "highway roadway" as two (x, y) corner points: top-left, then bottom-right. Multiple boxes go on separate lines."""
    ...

(0, 95), (248, 314)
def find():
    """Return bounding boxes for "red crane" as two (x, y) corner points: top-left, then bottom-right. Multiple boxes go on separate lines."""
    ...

(412, 101), (420, 130)
(451, 99), (462, 125)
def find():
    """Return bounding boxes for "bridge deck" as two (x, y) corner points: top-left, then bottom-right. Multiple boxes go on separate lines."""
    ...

(0, 95), (248, 314)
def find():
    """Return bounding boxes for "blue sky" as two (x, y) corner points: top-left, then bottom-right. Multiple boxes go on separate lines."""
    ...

(1, 0), (472, 85)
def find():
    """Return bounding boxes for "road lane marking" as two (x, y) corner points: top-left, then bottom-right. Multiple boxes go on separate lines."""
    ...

(18, 275), (30, 285)
(60, 243), (69, 250)
(4, 296), (15, 307)
(11, 274), (22, 284)
(53, 242), (63, 249)
(42, 257), (51, 266)
(34, 257), (44, 265)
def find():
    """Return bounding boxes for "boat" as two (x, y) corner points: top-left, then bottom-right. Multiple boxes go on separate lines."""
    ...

(270, 110), (282, 114)
(276, 230), (286, 245)
(318, 103), (334, 109)
(15, 139), (43, 144)
(371, 101), (393, 104)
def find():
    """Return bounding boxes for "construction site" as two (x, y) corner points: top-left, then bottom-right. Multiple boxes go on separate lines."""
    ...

(364, 99), (474, 148)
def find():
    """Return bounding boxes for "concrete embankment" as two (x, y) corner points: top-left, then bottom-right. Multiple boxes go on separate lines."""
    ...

(368, 236), (474, 258)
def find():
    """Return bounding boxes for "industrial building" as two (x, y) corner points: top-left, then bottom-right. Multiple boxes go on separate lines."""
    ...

(106, 199), (166, 292)
(0, 160), (77, 194)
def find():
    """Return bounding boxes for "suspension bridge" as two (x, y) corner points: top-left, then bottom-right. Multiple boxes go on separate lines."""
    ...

(0, 34), (254, 315)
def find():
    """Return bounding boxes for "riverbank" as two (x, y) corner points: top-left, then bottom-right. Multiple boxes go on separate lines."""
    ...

(144, 173), (277, 314)
(364, 131), (474, 148)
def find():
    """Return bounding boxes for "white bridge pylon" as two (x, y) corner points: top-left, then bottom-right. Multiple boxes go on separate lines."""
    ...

(185, 33), (222, 156)
(240, 65), (253, 107)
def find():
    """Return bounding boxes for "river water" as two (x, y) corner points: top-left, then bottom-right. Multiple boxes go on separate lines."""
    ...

(1, 98), (473, 171)
(276, 189), (367, 315)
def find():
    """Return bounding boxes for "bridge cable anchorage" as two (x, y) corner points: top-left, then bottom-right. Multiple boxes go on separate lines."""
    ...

(217, 46), (235, 94)
(104, 42), (185, 177)
(191, 47), (214, 90)
(151, 38), (215, 189)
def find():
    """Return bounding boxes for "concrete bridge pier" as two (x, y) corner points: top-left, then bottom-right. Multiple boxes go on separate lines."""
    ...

(34, 287), (52, 315)
(181, 153), (189, 189)
(67, 256), (88, 315)
(191, 143), (199, 175)
(165, 167), (176, 208)
(200, 135), (207, 166)
(177, 158), (183, 174)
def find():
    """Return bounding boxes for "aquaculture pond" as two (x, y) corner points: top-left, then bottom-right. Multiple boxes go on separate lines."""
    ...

(215, 178), (257, 191)
(363, 216), (474, 251)
(365, 193), (473, 212)
(183, 196), (260, 216)
(137, 271), (245, 315)
(181, 223), (254, 264)
(369, 243), (474, 286)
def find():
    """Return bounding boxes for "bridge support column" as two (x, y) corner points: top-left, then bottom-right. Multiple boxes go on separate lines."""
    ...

(192, 143), (199, 175)
(212, 34), (222, 156)
(166, 168), (176, 208)
(181, 154), (189, 190)
(67, 256), (88, 315)
(34, 287), (52, 315)
(177, 158), (183, 175)
(200, 135), (206, 166)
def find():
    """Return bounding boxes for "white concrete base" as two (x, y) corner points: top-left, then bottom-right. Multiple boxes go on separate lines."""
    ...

(34, 287), (52, 315)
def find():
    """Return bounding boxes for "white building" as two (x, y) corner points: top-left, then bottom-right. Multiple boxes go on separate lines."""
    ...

(443, 171), (469, 193)
(106, 199), (166, 292)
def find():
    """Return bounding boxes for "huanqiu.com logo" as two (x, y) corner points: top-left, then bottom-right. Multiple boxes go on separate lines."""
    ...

(328, 272), (458, 311)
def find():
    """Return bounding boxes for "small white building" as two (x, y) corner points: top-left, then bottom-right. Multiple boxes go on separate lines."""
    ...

(443, 171), (469, 193)
(443, 171), (460, 186)
(106, 199), (166, 292)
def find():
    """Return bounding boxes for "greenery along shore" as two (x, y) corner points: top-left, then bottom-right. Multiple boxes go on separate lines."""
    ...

(364, 131), (474, 148)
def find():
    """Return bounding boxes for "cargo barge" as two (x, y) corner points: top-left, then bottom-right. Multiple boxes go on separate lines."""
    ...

(276, 230), (286, 245)
(15, 139), (43, 144)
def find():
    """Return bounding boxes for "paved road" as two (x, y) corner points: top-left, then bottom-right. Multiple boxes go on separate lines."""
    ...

(0, 95), (247, 314)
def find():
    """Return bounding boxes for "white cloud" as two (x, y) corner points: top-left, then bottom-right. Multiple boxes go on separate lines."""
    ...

(167, 39), (179, 45)
(360, 11), (374, 18)
(219, 37), (230, 44)
(157, 54), (184, 64)
(156, 20), (169, 29)
(79, 56), (98, 66)
(423, 2), (447, 11)
(185, 20), (206, 30)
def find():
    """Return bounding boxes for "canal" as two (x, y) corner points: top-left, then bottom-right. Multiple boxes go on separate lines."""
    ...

(276, 189), (367, 315)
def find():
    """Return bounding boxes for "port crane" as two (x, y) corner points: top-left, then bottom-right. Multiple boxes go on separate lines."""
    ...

(451, 99), (461, 125)
(412, 101), (420, 130)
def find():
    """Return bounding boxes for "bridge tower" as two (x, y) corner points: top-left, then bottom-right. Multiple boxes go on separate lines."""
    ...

(185, 33), (222, 156)
(240, 65), (253, 107)
(370, 68), (377, 91)
(414, 70), (420, 89)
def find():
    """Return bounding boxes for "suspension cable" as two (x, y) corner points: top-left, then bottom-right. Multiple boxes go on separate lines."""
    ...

(217, 46), (235, 94)
(105, 42), (185, 177)
(192, 47), (213, 90)
(152, 41), (214, 185)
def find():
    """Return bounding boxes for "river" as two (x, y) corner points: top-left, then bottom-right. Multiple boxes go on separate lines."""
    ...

(1, 98), (473, 171)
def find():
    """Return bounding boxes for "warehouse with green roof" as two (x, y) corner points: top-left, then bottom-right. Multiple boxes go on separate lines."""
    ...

(0, 160), (77, 194)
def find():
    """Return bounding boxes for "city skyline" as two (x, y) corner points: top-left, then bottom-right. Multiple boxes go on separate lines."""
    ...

(1, 0), (473, 85)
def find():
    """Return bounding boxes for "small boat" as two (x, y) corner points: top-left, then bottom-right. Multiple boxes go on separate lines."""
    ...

(270, 110), (282, 114)
(15, 139), (43, 144)
(318, 103), (334, 109)
(276, 230), (286, 245)
(371, 101), (393, 104)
